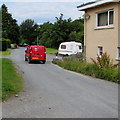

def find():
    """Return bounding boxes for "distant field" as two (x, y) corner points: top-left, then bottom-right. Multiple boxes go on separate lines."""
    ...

(46, 48), (58, 54)
(0, 49), (11, 55)
(1, 58), (23, 100)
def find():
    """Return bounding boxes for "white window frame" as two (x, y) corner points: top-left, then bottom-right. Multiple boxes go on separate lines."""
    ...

(95, 9), (114, 29)
(116, 47), (120, 60)
(97, 46), (103, 57)
(61, 45), (66, 49)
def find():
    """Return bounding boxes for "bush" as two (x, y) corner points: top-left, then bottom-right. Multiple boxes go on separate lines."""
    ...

(95, 68), (119, 82)
(0, 38), (11, 51)
(90, 52), (120, 83)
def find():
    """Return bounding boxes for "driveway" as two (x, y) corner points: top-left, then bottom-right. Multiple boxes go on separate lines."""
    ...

(2, 47), (118, 118)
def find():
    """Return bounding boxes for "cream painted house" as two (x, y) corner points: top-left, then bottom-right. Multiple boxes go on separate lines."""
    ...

(77, 0), (120, 63)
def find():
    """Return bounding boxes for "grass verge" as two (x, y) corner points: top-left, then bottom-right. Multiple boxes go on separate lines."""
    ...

(52, 57), (120, 83)
(0, 49), (11, 55)
(1, 58), (23, 100)
(46, 48), (58, 54)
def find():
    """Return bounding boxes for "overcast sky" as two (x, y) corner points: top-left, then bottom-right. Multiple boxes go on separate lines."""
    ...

(1, 0), (92, 25)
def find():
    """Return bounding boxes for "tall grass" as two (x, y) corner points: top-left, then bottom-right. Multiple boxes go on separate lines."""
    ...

(1, 58), (23, 100)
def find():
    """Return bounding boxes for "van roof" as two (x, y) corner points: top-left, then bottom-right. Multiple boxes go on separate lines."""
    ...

(29, 45), (45, 48)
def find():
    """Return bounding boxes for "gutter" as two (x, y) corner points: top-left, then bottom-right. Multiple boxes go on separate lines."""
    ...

(77, 0), (120, 11)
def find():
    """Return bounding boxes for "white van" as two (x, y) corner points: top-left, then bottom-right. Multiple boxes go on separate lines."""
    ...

(58, 41), (82, 56)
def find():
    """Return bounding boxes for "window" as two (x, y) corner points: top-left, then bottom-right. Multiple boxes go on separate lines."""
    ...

(117, 47), (120, 58)
(98, 46), (103, 56)
(109, 10), (114, 24)
(61, 45), (66, 49)
(96, 9), (114, 28)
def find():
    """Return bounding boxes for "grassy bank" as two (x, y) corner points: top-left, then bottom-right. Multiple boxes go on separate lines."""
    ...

(52, 57), (120, 83)
(1, 58), (23, 100)
(0, 49), (11, 55)
(46, 48), (58, 54)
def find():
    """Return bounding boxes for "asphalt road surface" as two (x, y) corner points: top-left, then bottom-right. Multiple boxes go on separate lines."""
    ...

(2, 47), (118, 118)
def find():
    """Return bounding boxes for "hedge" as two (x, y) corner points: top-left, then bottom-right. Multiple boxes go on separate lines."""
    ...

(0, 38), (11, 51)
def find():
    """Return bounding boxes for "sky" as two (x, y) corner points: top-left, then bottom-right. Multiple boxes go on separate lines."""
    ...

(1, 0), (92, 25)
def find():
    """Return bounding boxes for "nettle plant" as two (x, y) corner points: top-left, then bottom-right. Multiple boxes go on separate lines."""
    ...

(91, 52), (119, 69)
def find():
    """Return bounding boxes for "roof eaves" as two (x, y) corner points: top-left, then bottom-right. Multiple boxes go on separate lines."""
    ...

(77, 0), (120, 11)
(77, 1), (96, 8)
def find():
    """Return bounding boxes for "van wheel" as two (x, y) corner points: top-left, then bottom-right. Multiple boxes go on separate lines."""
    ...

(28, 58), (31, 63)
(25, 56), (27, 61)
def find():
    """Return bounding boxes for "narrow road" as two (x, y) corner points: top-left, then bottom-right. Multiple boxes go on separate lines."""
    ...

(2, 48), (118, 118)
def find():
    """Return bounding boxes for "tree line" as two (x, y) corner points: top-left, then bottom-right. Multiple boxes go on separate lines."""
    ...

(1, 4), (84, 49)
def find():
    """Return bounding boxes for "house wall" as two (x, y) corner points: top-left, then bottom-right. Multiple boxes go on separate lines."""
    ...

(118, 2), (120, 47)
(84, 2), (119, 63)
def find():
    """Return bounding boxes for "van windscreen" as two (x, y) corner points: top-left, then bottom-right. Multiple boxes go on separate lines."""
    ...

(34, 47), (38, 51)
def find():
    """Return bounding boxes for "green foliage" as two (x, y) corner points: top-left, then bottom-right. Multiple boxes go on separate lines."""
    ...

(38, 14), (84, 48)
(94, 68), (119, 82)
(52, 56), (119, 83)
(0, 38), (10, 51)
(20, 19), (38, 45)
(1, 4), (20, 44)
(1, 58), (23, 100)
(69, 31), (84, 43)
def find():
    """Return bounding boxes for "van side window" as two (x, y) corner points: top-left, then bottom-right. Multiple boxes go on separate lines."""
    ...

(61, 45), (66, 49)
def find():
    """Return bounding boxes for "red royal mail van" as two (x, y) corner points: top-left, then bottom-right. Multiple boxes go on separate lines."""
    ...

(25, 45), (46, 64)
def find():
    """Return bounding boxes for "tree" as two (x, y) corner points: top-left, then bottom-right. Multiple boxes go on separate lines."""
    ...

(1, 4), (20, 44)
(38, 14), (84, 48)
(69, 31), (84, 44)
(38, 22), (54, 47)
(52, 14), (72, 47)
(20, 19), (38, 45)
(71, 19), (84, 33)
